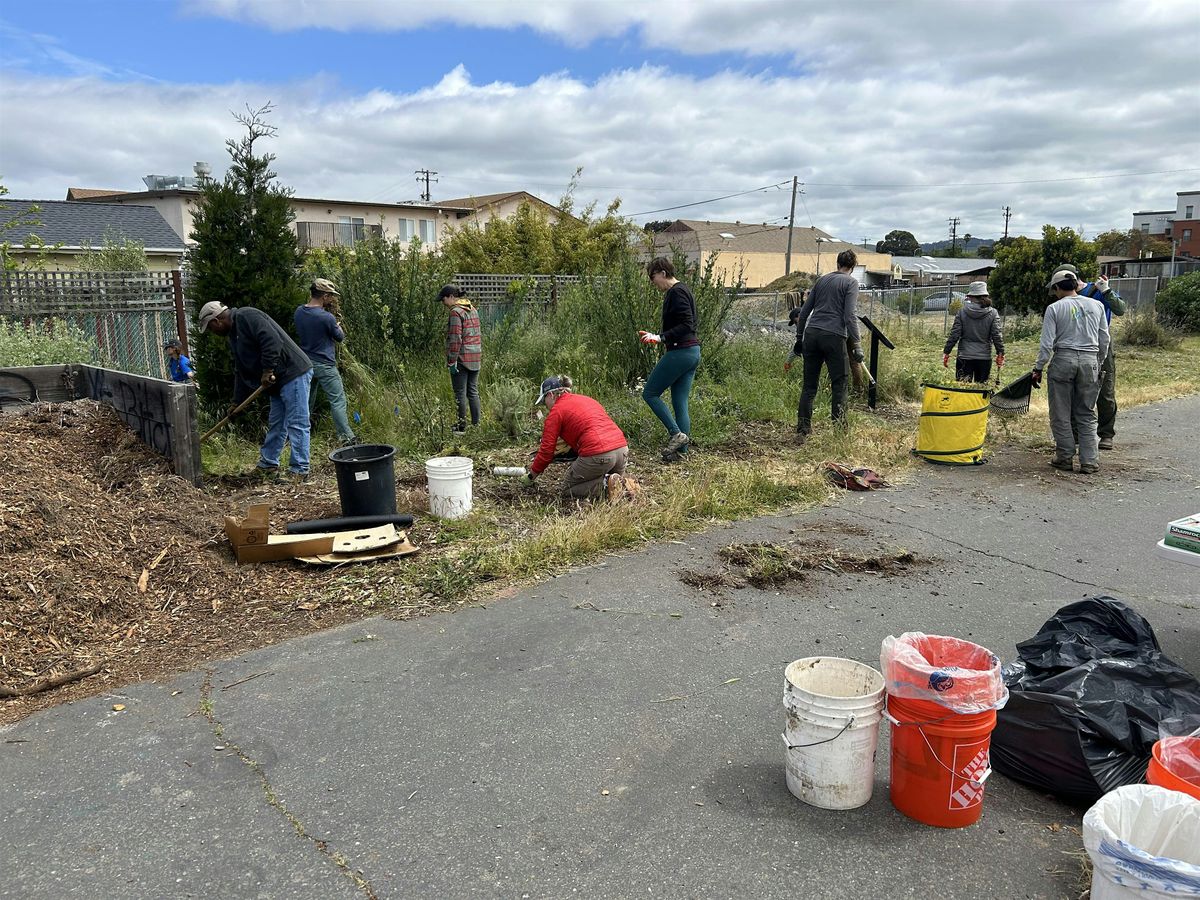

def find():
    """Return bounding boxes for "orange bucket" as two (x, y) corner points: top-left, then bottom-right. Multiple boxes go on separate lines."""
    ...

(1146, 737), (1200, 801)
(887, 694), (997, 828)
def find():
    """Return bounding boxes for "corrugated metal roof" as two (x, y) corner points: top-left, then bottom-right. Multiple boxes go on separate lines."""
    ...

(890, 256), (996, 273)
(0, 199), (186, 251)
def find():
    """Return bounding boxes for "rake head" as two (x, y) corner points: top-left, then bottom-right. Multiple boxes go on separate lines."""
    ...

(990, 371), (1037, 414)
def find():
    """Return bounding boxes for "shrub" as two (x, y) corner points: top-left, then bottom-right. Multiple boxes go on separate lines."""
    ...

(1119, 309), (1183, 350)
(1155, 271), (1200, 331)
(0, 318), (103, 366)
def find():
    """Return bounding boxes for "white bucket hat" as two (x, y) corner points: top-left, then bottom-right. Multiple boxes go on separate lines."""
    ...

(965, 281), (989, 297)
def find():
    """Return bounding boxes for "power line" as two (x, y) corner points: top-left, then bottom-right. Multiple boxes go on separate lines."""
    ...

(626, 181), (790, 217)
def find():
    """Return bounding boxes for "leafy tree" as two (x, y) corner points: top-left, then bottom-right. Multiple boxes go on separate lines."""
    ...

(0, 183), (48, 271)
(188, 103), (306, 417)
(1042, 225), (1096, 279)
(989, 236), (1044, 313)
(1092, 227), (1170, 259)
(976, 245), (994, 258)
(875, 229), (920, 255)
(79, 228), (149, 272)
(643, 220), (675, 233)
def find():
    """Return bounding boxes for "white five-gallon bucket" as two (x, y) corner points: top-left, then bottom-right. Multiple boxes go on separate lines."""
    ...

(783, 656), (886, 810)
(425, 456), (473, 519)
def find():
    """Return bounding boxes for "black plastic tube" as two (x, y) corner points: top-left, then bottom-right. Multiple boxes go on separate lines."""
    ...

(285, 514), (415, 535)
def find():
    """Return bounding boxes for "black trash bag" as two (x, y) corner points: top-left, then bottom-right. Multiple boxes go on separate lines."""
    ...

(991, 596), (1200, 804)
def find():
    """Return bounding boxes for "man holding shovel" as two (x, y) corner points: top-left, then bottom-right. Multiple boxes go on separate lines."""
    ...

(198, 300), (313, 478)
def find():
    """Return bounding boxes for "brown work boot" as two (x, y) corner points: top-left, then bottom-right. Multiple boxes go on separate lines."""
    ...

(605, 473), (625, 502)
(1078, 462), (1100, 475)
(1098, 437), (1113, 450)
(1049, 456), (1074, 472)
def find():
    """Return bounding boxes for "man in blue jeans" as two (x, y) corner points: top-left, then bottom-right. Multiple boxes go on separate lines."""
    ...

(199, 300), (314, 478)
(295, 278), (357, 445)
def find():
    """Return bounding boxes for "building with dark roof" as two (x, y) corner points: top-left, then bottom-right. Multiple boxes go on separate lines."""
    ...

(651, 219), (893, 289)
(0, 199), (186, 270)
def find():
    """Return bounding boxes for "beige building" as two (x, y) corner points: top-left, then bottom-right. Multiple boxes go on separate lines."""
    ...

(651, 219), (891, 289)
(69, 182), (473, 251)
(438, 190), (575, 226)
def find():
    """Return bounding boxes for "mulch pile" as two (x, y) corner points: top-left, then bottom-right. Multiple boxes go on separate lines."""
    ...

(0, 401), (387, 721)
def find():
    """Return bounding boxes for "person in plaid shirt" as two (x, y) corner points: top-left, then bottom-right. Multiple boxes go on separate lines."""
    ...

(439, 284), (482, 432)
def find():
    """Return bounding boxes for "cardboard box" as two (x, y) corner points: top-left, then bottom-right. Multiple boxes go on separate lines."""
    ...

(1164, 515), (1200, 555)
(224, 504), (335, 564)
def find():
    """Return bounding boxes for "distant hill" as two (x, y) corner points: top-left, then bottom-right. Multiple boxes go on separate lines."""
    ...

(919, 236), (997, 253)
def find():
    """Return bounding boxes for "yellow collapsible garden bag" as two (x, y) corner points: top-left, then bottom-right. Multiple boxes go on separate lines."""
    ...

(913, 382), (990, 465)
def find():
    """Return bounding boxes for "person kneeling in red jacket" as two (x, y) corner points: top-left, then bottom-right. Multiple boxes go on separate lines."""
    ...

(522, 375), (638, 501)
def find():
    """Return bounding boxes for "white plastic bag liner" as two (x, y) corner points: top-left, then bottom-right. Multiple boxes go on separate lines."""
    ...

(880, 632), (1008, 714)
(1083, 784), (1200, 899)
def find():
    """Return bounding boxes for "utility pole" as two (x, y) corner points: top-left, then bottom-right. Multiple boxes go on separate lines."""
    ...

(948, 216), (961, 254)
(1002, 206), (1012, 241)
(784, 176), (799, 277)
(861, 237), (870, 249)
(415, 168), (439, 202)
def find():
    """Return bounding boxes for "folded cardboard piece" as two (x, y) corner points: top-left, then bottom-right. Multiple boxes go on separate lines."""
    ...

(224, 504), (419, 565)
(1165, 514), (1200, 554)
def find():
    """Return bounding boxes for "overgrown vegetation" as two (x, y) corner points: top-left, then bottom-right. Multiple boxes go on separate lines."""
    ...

(0, 318), (104, 367)
(1120, 309), (1183, 350)
(78, 229), (149, 272)
(1155, 271), (1200, 331)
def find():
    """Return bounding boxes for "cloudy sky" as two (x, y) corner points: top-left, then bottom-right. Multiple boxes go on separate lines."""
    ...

(1, 0), (1197, 245)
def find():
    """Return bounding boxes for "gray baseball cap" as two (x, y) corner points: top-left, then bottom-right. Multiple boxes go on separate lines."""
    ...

(197, 301), (228, 332)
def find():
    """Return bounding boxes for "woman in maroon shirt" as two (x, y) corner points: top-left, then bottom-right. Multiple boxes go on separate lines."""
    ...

(522, 375), (636, 501)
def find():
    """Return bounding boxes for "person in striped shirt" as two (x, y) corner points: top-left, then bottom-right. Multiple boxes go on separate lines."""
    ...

(440, 284), (483, 432)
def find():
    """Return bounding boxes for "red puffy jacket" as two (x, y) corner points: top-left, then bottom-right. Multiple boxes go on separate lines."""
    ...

(530, 393), (627, 476)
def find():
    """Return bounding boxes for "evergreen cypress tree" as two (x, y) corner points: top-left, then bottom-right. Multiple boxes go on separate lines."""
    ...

(189, 103), (305, 418)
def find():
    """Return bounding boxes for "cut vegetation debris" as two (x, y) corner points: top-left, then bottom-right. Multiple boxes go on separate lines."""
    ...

(709, 540), (920, 589)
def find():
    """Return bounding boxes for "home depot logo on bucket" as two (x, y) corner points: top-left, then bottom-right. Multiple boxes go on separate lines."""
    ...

(949, 741), (990, 810)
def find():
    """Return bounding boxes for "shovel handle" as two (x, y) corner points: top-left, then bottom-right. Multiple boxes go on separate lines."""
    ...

(200, 384), (266, 442)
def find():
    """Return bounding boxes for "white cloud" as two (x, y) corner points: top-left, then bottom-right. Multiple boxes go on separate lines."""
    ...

(2, 5), (1198, 244)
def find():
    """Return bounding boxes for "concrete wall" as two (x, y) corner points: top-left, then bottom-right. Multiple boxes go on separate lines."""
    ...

(1, 364), (201, 485)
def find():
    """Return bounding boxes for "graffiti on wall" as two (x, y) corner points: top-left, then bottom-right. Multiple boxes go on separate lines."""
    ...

(81, 366), (175, 458)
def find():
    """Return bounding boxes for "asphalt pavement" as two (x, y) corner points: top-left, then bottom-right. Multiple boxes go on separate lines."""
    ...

(3, 395), (1198, 900)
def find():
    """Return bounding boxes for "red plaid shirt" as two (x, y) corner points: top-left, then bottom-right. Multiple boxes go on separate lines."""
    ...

(446, 304), (482, 370)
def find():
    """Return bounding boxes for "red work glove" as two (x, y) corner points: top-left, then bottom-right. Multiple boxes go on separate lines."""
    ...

(638, 330), (661, 345)
(784, 361), (793, 373)
(996, 354), (1005, 367)
(1030, 369), (1042, 387)
(942, 354), (950, 367)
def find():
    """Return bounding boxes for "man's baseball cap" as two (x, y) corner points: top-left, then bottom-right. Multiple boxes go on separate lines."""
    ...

(163, 339), (182, 350)
(437, 284), (465, 301)
(311, 278), (340, 296)
(1054, 263), (1080, 275)
(1046, 270), (1078, 289)
(197, 301), (228, 332)
(536, 375), (569, 406)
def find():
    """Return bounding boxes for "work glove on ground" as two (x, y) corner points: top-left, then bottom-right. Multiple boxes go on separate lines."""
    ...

(1030, 368), (1042, 387)
(942, 353), (950, 367)
(783, 361), (792, 372)
(260, 370), (276, 388)
(851, 345), (865, 364)
(638, 331), (661, 345)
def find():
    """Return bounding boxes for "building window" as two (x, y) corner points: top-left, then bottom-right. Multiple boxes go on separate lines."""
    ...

(1184, 228), (1193, 241)
(1187, 205), (1194, 219)
(1141, 223), (1149, 233)
(419, 219), (436, 243)
(398, 218), (415, 241)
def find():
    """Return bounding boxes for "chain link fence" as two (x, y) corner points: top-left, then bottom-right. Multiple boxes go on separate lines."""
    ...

(0, 269), (188, 379)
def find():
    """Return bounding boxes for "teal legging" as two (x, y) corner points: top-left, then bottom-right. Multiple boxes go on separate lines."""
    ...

(643, 345), (700, 448)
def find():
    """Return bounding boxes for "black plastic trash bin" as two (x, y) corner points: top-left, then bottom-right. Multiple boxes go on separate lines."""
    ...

(328, 444), (397, 517)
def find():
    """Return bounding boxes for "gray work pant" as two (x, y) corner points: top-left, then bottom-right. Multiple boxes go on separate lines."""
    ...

(1097, 344), (1117, 440)
(562, 447), (628, 499)
(1047, 349), (1101, 465)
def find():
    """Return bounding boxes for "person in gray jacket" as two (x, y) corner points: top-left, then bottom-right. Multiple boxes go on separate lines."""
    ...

(943, 281), (1004, 382)
(1031, 270), (1110, 475)
(793, 249), (863, 440)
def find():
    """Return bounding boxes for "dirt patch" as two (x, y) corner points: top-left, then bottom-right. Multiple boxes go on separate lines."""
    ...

(0, 401), (439, 723)
(701, 538), (921, 589)
(677, 568), (746, 591)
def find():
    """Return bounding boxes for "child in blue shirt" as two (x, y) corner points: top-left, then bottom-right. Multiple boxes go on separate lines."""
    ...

(164, 339), (195, 383)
